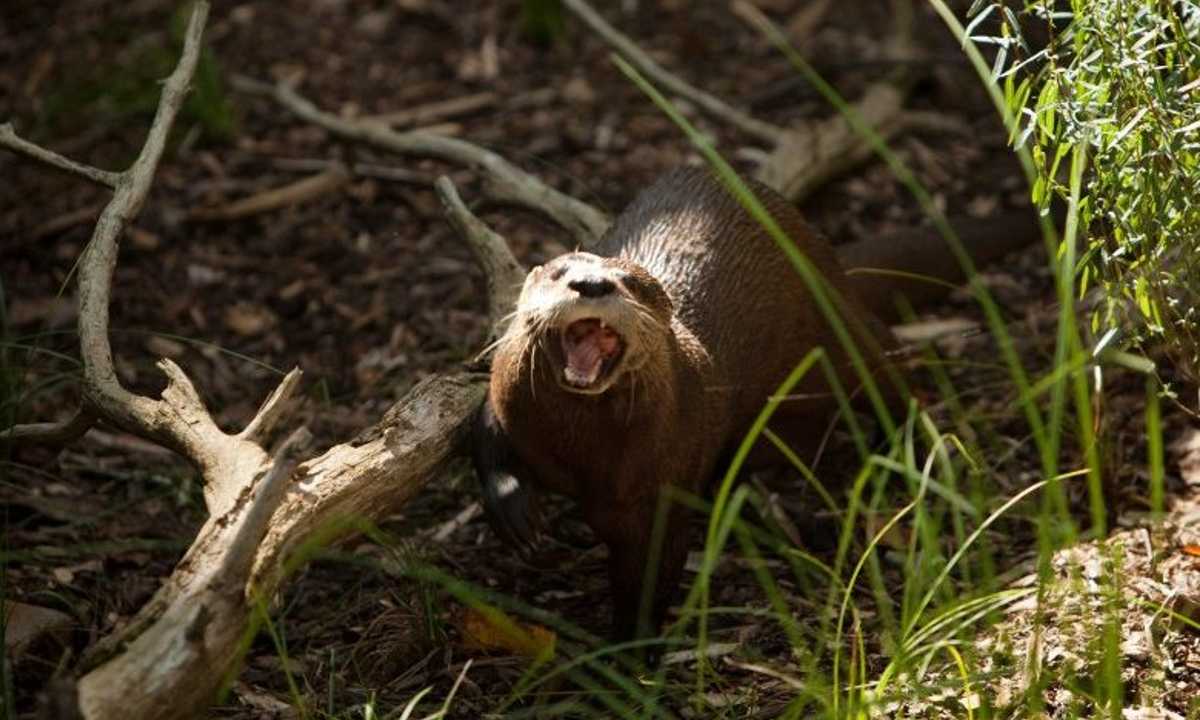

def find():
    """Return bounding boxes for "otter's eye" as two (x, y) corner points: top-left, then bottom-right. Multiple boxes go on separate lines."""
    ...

(549, 267), (567, 281)
(618, 272), (670, 311)
(617, 274), (645, 297)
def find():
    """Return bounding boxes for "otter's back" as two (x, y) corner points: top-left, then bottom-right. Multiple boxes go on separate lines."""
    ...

(593, 166), (892, 431)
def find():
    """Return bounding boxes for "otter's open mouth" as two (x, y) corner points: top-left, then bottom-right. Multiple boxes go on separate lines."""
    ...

(560, 318), (624, 390)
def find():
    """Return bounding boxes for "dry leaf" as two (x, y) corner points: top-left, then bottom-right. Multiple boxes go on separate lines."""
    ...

(457, 607), (555, 658)
(224, 302), (277, 337)
(145, 335), (186, 358)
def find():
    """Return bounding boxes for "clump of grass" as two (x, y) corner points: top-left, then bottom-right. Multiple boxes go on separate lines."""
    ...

(968, 0), (1200, 389)
(521, 0), (567, 46)
(595, 2), (1170, 718)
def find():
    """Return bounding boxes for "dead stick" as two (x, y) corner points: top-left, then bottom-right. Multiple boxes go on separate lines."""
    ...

(231, 75), (610, 246)
(0, 123), (122, 189)
(368, 91), (496, 127)
(562, 0), (784, 145)
(188, 163), (351, 222)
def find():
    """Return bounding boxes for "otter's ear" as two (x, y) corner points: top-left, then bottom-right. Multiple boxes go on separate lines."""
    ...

(518, 266), (543, 295)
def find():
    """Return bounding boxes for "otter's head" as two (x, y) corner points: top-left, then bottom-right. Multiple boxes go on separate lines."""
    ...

(502, 252), (674, 396)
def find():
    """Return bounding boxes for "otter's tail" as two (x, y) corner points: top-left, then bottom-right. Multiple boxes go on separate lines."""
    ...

(835, 208), (1054, 323)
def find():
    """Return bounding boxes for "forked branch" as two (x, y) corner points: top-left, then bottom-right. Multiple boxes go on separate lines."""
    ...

(231, 75), (610, 246)
(2, 4), (533, 716)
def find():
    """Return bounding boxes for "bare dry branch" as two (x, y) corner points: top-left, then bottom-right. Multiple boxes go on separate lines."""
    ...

(8, 1), (935, 716)
(731, 0), (917, 203)
(74, 369), (304, 674)
(76, 424), (311, 720)
(756, 82), (908, 201)
(896, 110), (972, 136)
(367, 91), (496, 127)
(73, 3), (219, 460)
(76, 366), (487, 717)
(270, 157), (431, 185)
(435, 175), (525, 343)
(425, 501), (483, 542)
(239, 368), (306, 446)
(0, 407), (96, 447)
(0, 5), (332, 717)
(230, 75), (610, 246)
(188, 163), (351, 221)
(4, 9), (530, 714)
(249, 372), (485, 592)
(0, 122), (122, 189)
(562, 0), (785, 146)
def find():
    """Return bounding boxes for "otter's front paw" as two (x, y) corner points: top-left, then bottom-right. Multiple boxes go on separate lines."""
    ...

(479, 470), (540, 554)
(471, 396), (540, 555)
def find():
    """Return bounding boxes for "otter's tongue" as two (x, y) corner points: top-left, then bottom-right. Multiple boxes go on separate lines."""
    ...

(562, 319), (621, 388)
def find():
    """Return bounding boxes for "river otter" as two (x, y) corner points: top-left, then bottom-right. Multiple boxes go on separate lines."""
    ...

(473, 165), (1029, 643)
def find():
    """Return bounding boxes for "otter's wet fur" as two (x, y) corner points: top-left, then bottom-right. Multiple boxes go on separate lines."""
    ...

(473, 165), (1028, 643)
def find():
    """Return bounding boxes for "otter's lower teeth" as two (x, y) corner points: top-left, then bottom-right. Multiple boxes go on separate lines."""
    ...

(564, 366), (599, 387)
(561, 318), (622, 389)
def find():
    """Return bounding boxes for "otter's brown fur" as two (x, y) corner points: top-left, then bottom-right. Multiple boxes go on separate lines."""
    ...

(474, 166), (908, 641)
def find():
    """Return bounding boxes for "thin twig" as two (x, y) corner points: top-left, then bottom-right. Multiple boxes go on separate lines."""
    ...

(231, 75), (610, 246)
(423, 501), (483, 542)
(187, 164), (350, 221)
(0, 408), (96, 447)
(561, 0), (785, 145)
(0, 123), (122, 189)
(434, 175), (525, 341)
(269, 157), (431, 184)
(367, 91), (496, 127)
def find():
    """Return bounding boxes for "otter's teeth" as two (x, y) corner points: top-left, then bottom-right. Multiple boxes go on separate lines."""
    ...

(564, 341), (605, 387)
(561, 318), (622, 389)
(564, 364), (602, 387)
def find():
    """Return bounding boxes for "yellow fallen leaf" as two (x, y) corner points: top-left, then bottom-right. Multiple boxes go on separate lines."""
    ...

(457, 606), (555, 658)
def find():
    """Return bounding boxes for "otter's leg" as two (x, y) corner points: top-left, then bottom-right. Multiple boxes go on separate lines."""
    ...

(472, 395), (540, 554)
(593, 500), (691, 649)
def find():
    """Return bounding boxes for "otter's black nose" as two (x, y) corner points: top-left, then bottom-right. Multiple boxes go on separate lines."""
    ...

(568, 276), (616, 298)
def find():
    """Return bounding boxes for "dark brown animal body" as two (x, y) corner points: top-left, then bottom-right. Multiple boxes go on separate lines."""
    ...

(473, 166), (1031, 642)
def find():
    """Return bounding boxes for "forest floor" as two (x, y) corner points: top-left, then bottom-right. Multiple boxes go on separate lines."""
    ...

(3, 1), (1199, 718)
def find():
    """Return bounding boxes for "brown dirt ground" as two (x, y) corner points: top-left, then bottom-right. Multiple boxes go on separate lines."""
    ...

(3, 1), (1198, 718)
